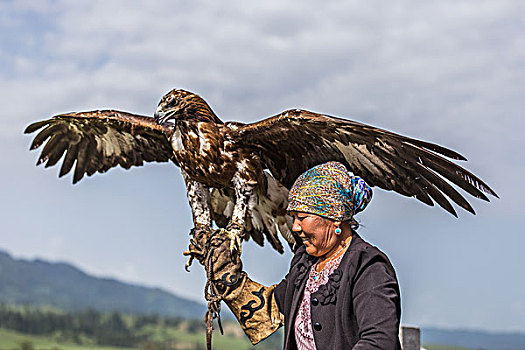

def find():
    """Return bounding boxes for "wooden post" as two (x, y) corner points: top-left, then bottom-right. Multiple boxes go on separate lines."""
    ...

(400, 325), (421, 350)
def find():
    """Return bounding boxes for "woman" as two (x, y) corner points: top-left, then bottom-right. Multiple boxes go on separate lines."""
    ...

(209, 161), (401, 349)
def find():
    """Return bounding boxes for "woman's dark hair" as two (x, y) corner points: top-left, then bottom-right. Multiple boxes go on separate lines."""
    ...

(346, 217), (360, 231)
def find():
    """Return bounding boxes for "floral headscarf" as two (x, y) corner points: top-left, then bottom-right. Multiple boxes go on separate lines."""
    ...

(287, 161), (373, 221)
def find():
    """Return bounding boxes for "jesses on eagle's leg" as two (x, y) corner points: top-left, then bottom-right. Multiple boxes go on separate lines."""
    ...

(181, 170), (213, 270)
(227, 171), (255, 254)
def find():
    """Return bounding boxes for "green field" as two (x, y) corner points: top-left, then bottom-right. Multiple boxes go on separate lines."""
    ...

(0, 328), (135, 350)
(424, 345), (472, 350)
(0, 327), (256, 350)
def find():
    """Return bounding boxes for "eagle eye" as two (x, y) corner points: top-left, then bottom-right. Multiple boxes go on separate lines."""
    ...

(167, 98), (180, 108)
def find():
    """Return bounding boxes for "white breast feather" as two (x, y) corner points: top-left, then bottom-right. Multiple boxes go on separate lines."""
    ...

(197, 123), (212, 154)
(172, 128), (184, 152)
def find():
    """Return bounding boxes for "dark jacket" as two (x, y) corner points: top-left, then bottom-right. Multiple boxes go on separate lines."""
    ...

(273, 234), (401, 349)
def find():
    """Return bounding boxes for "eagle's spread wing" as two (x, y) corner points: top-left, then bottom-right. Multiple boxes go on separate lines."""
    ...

(233, 109), (498, 217)
(25, 110), (174, 183)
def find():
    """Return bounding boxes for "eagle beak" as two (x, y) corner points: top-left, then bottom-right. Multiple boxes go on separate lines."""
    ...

(154, 107), (176, 126)
(154, 109), (163, 124)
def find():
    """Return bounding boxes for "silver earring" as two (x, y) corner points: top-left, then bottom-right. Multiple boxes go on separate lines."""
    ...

(335, 227), (341, 234)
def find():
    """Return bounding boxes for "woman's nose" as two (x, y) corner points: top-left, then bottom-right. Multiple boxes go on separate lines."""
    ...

(292, 218), (301, 232)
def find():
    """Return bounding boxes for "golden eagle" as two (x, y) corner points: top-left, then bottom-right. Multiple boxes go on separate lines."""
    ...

(25, 88), (498, 259)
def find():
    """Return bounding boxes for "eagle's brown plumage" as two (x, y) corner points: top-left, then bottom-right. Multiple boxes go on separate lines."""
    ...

(25, 110), (175, 184)
(25, 89), (498, 255)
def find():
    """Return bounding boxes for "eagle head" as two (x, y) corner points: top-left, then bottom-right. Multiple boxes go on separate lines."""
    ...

(154, 88), (222, 126)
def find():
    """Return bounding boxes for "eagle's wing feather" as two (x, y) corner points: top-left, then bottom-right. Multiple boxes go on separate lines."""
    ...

(25, 110), (174, 183)
(233, 109), (497, 216)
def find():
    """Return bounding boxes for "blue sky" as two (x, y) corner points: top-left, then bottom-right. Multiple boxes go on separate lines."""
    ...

(0, 0), (523, 332)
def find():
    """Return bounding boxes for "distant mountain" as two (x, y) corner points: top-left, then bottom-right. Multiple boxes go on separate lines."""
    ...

(422, 327), (525, 350)
(0, 250), (206, 318)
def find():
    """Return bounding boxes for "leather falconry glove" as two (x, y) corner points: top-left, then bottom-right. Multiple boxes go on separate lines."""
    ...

(207, 230), (244, 293)
(207, 230), (284, 345)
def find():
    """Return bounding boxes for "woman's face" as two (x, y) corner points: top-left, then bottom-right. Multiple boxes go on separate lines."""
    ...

(290, 211), (339, 257)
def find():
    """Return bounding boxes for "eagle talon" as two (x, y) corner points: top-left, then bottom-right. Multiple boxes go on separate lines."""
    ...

(183, 226), (212, 268)
(230, 233), (242, 255)
(224, 224), (244, 256)
(185, 255), (194, 272)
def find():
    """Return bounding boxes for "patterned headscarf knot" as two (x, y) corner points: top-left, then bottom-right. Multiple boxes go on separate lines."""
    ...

(287, 161), (373, 221)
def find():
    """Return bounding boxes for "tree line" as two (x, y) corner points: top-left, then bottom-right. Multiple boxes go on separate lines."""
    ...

(0, 304), (204, 348)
